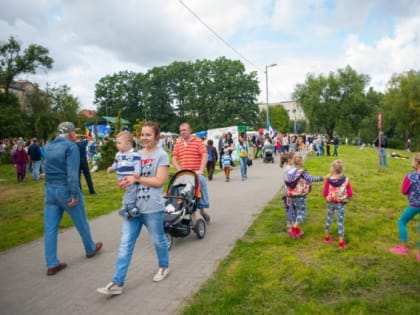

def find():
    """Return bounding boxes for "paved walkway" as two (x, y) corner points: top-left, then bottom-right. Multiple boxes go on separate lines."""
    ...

(0, 158), (286, 315)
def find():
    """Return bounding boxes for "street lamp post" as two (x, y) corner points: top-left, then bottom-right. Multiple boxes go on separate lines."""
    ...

(265, 63), (277, 128)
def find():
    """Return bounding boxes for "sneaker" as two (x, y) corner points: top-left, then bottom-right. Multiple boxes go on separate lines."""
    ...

(287, 228), (296, 238)
(47, 262), (67, 276)
(338, 241), (347, 249)
(97, 282), (123, 295)
(202, 213), (211, 223)
(294, 228), (304, 238)
(324, 236), (335, 243)
(288, 227), (304, 239)
(389, 246), (408, 255)
(153, 267), (169, 282)
(86, 242), (103, 258)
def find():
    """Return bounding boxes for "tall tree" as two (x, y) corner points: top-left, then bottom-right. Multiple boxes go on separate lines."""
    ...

(0, 36), (53, 93)
(143, 66), (177, 131)
(94, 58), (260, 132)
(381, 70), (420, 149)
(269, 105), (290, 133)
(47, 84), (80, 123)
(94, 71), (144, 123)
(293, 65), (370, 138)
(358, 87), (383, 145)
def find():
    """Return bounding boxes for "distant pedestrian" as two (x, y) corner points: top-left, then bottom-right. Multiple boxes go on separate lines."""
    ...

(323, 160), (353, 249)
(374, 131), (388, 167)
(27, 138), (42, 181)
(43, 122), (102, 276)
(221, 143), (233, 182)
(333, 135), (339, 156)
(236, 133), (249, 181)
(76, 135), (96, 194)
(12, 143), (29, 182)
(389, 152), (420, 262)
(326, 138), (331, 156)
(206, 139), (218, 181)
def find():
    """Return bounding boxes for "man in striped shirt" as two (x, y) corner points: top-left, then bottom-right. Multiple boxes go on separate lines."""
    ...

(172, 122), (211, 223)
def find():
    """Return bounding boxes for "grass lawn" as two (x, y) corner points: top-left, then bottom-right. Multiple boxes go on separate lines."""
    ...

(0, 146), (419, 314)
(181, 146), (419, 315)
(0, 164), (123, 251)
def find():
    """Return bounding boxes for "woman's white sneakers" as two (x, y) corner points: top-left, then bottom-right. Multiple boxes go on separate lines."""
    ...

(153, 267), (169, 282)
(97, 268), (169, 296)
(96, 282), (124, 295)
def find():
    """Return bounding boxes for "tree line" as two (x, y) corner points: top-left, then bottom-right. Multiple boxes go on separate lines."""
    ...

(1, 36), (419, 151)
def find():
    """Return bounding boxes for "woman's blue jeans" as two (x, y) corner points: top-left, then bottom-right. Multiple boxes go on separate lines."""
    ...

(239, 157), (248, 178)
(113, 211), (168, 286)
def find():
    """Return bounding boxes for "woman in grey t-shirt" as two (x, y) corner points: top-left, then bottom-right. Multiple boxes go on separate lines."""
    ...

(97, 122), (170, 296)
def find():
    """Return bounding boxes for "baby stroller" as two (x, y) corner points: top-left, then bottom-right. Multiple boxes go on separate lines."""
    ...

(263, 143), (275, 163)
(163, 169), (206, 250)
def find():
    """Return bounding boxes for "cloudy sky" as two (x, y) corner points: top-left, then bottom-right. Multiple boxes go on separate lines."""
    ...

(1, 0), (420, 110)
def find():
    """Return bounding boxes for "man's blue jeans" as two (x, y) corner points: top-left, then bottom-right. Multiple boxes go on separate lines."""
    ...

(32, 160), (42, 180)
(113, 211), (168, 286)
(197, 175), (210, 209)
(44, 185), (96, 268)
(380, 147), (387, 167)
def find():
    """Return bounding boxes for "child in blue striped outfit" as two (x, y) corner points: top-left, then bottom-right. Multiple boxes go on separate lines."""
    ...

(107, 131), (141, 219)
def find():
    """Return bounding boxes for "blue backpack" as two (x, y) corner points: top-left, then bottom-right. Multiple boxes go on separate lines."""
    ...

(207, 146), (215, 162)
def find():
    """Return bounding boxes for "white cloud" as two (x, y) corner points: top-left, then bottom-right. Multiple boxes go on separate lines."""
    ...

(1, 0), (420, 109)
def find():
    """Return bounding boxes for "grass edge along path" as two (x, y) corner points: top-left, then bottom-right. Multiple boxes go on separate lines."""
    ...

(181, 146), (419, 315)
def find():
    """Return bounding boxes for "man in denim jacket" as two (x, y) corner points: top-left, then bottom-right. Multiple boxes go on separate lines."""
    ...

(43, 122), (102, 276)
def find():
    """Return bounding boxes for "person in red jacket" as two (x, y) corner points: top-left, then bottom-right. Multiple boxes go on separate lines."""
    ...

(323, 160), (353, 249)
(12, 143), (29, 182)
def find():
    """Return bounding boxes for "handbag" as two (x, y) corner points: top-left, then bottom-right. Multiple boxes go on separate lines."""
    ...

(247, 159), (253, 167)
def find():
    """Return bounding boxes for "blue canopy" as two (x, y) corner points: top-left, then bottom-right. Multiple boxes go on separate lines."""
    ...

(195, 130), (207, 138)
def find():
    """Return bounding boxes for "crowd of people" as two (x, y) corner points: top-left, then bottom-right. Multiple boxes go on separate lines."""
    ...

(1, 123), (419, 297)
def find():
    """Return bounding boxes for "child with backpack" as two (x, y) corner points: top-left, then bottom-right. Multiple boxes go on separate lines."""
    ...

(323, 160), (353, 248)
(280, 152), (295, 228)
(389, 152), (420, 262)
(221, 143), (233, 182)
(285, 154), (326, 238)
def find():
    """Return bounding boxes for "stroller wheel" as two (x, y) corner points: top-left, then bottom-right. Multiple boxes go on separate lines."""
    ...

(194, 218), (206, 239)
(165, 232), (173, 250)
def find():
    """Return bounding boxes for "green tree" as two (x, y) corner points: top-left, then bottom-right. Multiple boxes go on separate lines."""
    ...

(94, 71), (145, 123)
(381, 70), (420, 150)
(0, 36), (53, 93)
(0, 93), (28, 139)
(94, 57), (260, 132)
(143, 66), (177, 131)
(293, 65), (370, 138)
(47, 84), (80, 121)
(358, 87), (383, 145)
(268, 105), (290, 133)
